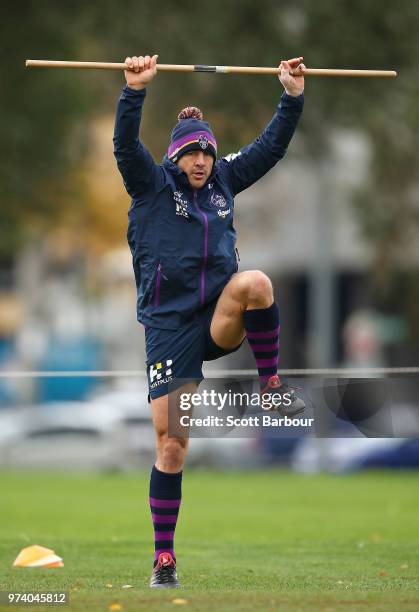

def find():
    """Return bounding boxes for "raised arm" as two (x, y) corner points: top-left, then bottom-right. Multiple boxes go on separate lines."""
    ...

(113, 54), (163, 199)
(218, 57), (305, 195)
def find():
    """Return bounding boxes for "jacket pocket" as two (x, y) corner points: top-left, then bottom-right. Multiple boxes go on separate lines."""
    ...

(152, 262), (162, 307)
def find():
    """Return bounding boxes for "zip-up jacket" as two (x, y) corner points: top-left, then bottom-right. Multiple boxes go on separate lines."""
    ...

(114, 85), (304, 330)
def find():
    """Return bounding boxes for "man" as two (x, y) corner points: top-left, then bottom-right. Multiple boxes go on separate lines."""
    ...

(114, 54), (305, 588)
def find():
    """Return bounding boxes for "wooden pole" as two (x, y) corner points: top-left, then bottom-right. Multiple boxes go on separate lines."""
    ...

(25, 60), (398, 78)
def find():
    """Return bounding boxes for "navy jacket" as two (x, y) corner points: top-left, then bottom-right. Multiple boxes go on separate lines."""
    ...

(114, 85), (304, 330)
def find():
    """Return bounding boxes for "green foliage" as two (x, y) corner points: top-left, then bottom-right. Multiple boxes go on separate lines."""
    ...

(1, 2), (95, 255)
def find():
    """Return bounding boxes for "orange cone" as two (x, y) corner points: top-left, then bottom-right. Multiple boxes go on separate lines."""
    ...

(13, 545), (64, 568)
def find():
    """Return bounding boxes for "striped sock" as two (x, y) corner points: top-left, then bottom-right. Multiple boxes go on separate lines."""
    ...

(149, 465), (182, 562)
(244, 302), (280, 388)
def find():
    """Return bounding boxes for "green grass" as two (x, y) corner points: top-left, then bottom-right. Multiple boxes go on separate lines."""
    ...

(0, 470), (418, 611)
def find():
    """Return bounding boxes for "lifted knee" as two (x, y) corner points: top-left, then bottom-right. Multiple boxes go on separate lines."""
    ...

(241, 270), (273, 308)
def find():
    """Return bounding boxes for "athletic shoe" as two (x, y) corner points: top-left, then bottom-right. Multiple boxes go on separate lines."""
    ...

(149, 552), (180, 589)
(260, 374), (305, 416)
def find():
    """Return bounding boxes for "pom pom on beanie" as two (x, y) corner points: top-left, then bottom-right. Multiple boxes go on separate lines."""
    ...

(177, 106), (204, 121)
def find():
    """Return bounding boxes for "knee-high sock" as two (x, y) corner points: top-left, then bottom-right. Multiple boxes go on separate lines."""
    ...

(149, 465), (182, 562)
(244, 302), (280, 388)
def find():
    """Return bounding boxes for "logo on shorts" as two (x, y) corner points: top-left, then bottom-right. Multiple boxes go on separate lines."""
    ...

(149, 359), (173, 389)
(210, 192), (227, 208)
(198, 135), (209, 150)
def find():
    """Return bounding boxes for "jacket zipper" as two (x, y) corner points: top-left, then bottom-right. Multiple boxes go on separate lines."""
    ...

(153, 263), (162, 307)
(193, 190), (208, 306)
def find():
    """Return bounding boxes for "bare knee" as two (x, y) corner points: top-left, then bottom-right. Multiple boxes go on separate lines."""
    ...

(236, 270), (273, 308)
(155, 434), (188, 473)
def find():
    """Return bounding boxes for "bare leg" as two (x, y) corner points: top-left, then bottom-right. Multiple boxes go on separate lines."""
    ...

(209, 269), (305, 415)
(150, 383), (196, 472)
(210, 270), (274, 349)
(148, 384), (196, 581)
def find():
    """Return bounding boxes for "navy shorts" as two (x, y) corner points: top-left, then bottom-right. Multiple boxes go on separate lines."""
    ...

(145, 298), (244, 400)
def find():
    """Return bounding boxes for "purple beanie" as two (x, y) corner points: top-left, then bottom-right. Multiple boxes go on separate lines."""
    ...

(168, 107), (217, 163)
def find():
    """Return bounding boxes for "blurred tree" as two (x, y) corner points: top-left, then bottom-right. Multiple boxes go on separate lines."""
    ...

(299, 0), (419, 309)
(0, 1), (98, 259)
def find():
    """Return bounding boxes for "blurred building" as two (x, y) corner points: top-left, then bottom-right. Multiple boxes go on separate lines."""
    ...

(212, 127), (375, 371)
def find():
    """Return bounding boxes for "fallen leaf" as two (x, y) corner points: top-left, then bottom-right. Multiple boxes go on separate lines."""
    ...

(105, 584), (113, 589)
(172, 598), (188, 605)
(109, 604), (123, 611)
(122, 585), (133, 589)
(379, 570), (388, 576)
(400, 564), (409, 570)
(369, 532), (383, 542)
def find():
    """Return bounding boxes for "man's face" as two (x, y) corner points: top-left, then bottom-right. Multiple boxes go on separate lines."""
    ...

(177, 150), (214, 189)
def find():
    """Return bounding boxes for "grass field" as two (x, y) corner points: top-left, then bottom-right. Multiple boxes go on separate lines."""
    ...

(0, 469), (418, 611)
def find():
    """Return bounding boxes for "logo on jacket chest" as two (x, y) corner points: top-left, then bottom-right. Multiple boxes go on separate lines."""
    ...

(217, 208), (231, 219)
(210, 192), (227, 208)
(173, 191), (189, 219)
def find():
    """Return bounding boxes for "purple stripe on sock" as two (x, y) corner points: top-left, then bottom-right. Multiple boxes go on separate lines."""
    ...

(249, 343), (278, 352)
(256, 356), (278, 368)
(247, 329), (279, 340)
(151, 513), (178, 523)
(150, 497), (181, 509)
(154, 530), (175, 541)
